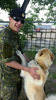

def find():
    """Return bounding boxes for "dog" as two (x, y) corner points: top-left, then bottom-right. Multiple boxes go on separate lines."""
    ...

(16, 48), (56, 100)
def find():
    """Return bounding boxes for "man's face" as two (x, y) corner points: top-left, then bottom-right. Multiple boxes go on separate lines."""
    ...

(9, 16), (23, 32)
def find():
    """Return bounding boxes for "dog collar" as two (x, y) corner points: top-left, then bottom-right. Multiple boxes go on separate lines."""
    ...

(34, 59), (45, 69)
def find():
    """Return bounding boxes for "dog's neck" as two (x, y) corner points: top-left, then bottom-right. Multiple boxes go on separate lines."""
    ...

(34, 59), (45, 70)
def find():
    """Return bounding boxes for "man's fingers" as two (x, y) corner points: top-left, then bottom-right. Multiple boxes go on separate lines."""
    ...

(37, 75), (40, 80)
(36, 67), (39, 70)
(34, 68), (40, 79)
(34, 74), (40, 80)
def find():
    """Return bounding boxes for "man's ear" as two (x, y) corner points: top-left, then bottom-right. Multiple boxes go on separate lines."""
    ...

(9, 16), (12, 21)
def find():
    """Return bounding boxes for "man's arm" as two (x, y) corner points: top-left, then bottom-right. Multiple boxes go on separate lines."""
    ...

(5, 61), (40, 79)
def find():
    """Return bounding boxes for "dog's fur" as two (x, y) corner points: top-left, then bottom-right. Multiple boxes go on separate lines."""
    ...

(16, 48), (56, 100)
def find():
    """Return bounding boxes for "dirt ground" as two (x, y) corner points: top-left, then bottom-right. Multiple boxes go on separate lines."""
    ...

(18, 64), (56, 100)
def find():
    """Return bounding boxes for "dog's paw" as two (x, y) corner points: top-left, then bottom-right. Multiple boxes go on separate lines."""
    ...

(16, 50), (21, 56)
(20, 70), (26, 77)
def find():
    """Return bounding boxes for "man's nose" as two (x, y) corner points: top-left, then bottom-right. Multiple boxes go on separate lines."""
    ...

(17, 20), (21, 24)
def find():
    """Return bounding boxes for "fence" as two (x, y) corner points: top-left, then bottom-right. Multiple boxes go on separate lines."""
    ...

(22, 29), (56, 51)
(0, 21), (56, 51)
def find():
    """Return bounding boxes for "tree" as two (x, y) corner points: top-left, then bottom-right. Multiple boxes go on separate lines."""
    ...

(0, 0), (56, 22)
(32, 0), (56, 22)
(18, 17), (36, 48)
(0, 0), (30, 12)
(0, 0), (19, 11)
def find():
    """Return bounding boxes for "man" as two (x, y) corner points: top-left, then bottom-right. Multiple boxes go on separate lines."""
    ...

(0, 7), (40, 100)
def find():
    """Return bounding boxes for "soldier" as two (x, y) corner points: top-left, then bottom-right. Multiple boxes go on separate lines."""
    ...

(0, 6), (40, 100)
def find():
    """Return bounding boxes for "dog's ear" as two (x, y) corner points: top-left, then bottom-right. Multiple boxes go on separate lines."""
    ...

(39, 49), (54, 60)
(39, 51), (44, 56)
(38, 51), (43, 56)
(40, 49), (49, 54)
(38, 49), (49, 57)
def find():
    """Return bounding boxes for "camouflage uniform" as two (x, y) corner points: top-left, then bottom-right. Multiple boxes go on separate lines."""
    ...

(0, 26), (23, 100)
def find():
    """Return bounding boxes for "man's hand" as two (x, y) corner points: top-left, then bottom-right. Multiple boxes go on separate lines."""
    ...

(27, 67), (40, 80)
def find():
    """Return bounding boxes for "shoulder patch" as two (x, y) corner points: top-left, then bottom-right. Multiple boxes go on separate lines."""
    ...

(3, 42), (14, 58)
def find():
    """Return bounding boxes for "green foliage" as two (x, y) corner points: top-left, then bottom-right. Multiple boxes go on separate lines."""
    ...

(19, 33), (27, 49)
(32, 0), (55, 6)
(49, 72), (56, 79)
(0, 0), (56, 23)
(0, 0), (19, 11)
(20, 17), (36, 34)
(50, 46), (56, 65)
(32, 0), (56, 23)
(24, 50), (36, 60)
(18, 17), (36, 49)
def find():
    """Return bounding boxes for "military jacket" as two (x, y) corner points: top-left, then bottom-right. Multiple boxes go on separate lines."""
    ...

(0, 26), (23, 85)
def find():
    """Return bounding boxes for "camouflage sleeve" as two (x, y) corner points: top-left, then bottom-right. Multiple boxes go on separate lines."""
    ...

(0, 30), (22, 64)
(0, 41), (16, 63)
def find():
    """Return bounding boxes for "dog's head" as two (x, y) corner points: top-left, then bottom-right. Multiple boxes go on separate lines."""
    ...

(35, 48), (54, 69)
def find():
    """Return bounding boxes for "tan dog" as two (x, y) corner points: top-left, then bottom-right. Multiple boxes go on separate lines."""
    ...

(16, 48), (55, 100)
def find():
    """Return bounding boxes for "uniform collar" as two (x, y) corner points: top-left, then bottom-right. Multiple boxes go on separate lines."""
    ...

(7, 26), (19, 38)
